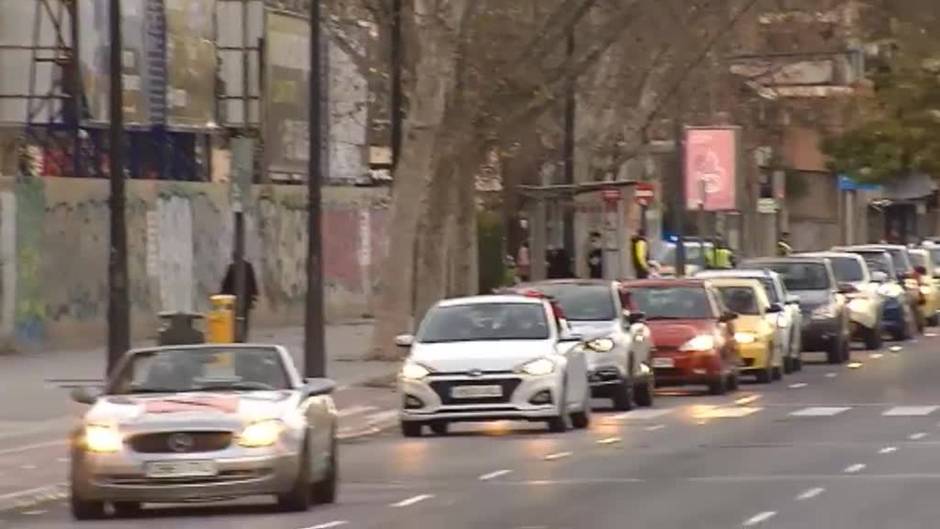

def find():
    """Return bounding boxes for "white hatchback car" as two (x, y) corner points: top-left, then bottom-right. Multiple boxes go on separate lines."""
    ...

(396, 295), (591, 437)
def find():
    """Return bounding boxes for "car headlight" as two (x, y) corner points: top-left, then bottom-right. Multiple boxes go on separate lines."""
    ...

(400, 362), (431, 380)
(520, 357), (556, 376)
(848, 297), (871, 312)
(585, 338), (615, 352)
(238, 419), (283, 448)
(83, 424), (123, 453)
(734, 332), (757, 344)
(679, 334), (715, 352)
(811, 303), (837, 320)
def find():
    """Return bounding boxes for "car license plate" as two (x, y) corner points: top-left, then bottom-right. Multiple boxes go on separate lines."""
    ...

(145, 460), (218, 479)
(451, 385), (503, 399)
(652, 357), (675, 368)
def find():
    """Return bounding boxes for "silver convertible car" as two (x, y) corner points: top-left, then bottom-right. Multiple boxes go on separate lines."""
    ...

(68, 344), (337, 519)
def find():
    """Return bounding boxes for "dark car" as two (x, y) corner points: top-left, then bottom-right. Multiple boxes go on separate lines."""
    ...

(621, 279), (740, 395)
(833, 247), (918, 340)
(739, 257), (852, 364)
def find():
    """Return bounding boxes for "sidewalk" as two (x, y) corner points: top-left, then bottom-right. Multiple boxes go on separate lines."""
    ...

(0, 321), (404, 511)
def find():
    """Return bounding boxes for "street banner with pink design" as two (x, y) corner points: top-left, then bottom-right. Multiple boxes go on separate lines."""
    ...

(685, 127), (740, 211)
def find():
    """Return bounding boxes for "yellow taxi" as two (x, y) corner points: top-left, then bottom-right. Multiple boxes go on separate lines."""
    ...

(909, 248), (940, 326)
(706, 278), (784, 383)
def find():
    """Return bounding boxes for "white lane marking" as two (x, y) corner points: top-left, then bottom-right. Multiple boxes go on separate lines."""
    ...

(609, 409), (674, 421)
(0, 440), (66, 456)
(825, 373), (838, 378)
(694, 407), (762, 419)
(337, 405), (379, 418)
(926, 333), (937, 338)
(847, 362), (864, 369)
(879, 446), (898, 454)
(19, 464), (36, 470)
(788, 383), (808, 389)
(909, 432), (928, 441)
(795, 487), (825, 500)
(303, 521), (349, 529)
(644, 424), (666, 431)
(869, 353), (884, 359)
(478, 469), (512, 481)
(597, 436), (621, 445)
(365, 410), (400, 424)
(544, 451), (573, 461)
(844, 463), (866, 474)
(789, 406), (851, 417)
(890, 345), (903, 352)
(743, 511), (777, 526)
(390, 494), (434, 507)
(56, 457), (67, 463)
(0, 483), (65, 504)
(884, 406), (940, 417)
(735, 395), (762, 406)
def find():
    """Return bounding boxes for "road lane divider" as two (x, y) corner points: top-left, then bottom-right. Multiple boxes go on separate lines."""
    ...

(843, 463), (866, 474)
(644, 424), (666, 431)
(743, 511), (777, 526)
(391, 494), (434, 507)
(302, 522), (349, 529)
(825, 373), (838, 378)
(478, 469), (512, 481)
(597, 436), (621, 445)
(909, 432), (928, 441)
(883, 406), (939, 416)
(879, 446), (898, 454)
(788, 383), (808, 389)
(543, 451), (573, 461)
(795, 487), (825, 501)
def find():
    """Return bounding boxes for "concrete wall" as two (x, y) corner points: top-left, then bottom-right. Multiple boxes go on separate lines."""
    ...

(0, 176), (388, 351)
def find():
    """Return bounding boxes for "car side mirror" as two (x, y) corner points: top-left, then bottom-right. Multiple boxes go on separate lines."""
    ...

(626, 311), (646, 325)
(302, 378), (336, 398)
(559, 332), (584, 343)
(70, 386), (102, 405)
(394, 334), (415, 348)
(786, 294), (800, 304)
(838, 283), (858, 294)
(871, 271), (888, 283)
(719, 311), (738, 323)
(766, 303), (783, 314)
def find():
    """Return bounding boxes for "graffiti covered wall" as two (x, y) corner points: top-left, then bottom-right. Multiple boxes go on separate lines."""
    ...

(0, 176), (388, 350)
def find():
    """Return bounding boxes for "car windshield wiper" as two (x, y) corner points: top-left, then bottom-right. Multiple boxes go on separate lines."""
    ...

(125, 387), (183, 394)
(646, 315), (692, 320)
(194, 382), (277, 392)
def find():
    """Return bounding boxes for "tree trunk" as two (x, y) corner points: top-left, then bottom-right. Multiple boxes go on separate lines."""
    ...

(450, 158), (479, 296)
(369, 0), (469, 360)
(413, 161), (458, 326)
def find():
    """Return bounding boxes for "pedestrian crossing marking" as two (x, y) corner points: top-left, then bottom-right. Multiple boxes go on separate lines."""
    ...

(883, 406), (939, 417)
(694, 406), (762, 419)
(789, 406), (851, 417)
(610, 409), (675, 421)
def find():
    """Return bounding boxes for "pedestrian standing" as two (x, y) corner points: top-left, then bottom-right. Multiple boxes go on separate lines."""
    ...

(221, 257), (259, 340)
(777, 232), (793, 256)
(516, 241), (531, 283)
(587, 231), (604, 279)
(630, 229), (651, 279)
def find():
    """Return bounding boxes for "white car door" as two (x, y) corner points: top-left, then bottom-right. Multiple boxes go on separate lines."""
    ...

(551, 303), (589, 406)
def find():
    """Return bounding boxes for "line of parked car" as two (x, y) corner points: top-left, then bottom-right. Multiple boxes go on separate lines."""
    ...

(393, 242), (940, 437)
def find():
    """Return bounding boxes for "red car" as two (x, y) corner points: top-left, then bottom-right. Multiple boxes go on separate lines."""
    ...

(621, 279), (740, 395)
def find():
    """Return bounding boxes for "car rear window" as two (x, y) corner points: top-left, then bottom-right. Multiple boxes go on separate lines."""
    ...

(716, 286), (760, 315)
(828, 257), (864, 283)
(530, 284), (616, 321)
(627, 287), (713, 320)
(743, 262), (830, 291)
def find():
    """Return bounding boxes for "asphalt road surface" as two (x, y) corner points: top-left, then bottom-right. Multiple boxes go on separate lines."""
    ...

(5, 335), (940, 529)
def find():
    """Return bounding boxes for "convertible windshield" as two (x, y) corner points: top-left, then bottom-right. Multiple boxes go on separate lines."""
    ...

(628, 287), (713, 320)
(716, 286), (760, 315)
(110, 347), (289, 394)
(530, 284), (615, 321)
(828, 256), (865, 283)
(418, 302), (550, 343)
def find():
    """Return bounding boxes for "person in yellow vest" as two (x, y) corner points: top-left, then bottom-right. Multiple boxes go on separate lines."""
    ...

(630, 230), (651, 279)
(705, 237), (734, 269)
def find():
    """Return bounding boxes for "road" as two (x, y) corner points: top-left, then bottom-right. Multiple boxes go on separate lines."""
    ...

(4, 334), (940, 528)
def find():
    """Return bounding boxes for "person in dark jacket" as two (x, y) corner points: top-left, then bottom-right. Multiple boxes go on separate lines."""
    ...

(221, 258), (259, 340)
(587, 231), (604, 279)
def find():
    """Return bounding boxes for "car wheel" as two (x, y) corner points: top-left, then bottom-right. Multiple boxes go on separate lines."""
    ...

(311, 434), (338, 504)
(755, 367), (771, 383)
(429, 421), (449, 436)
(793, 355), (803, 371)
(928, 313), (939, 327)
(70, 456), (105, 521)
(826, 338), (844, 364)
(547, 386), (570, 433)
(277, 442), (312, 512)
(113, 502), (142, 518)
(708, 375), (727, 395)
(783, 356), (793, 375)
(611, 377), (634, 411)
(864, 325), (883, 350)
(772, 365), (783, 381)
(727, 371), (739, 391)
(634, 376), (655, 407)
(401, 421), (423, 438)
(570, 386), (591, 429)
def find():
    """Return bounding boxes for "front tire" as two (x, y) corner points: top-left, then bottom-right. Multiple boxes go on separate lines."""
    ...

(277, 444), (312, 512)
(634, 376), (655, 407)
(311, 435), (338, 504)
(547, 386), (570, 433)
(827, 338), (845, 364)
(401, 421), (423, 438)
(611, 378), (634, 411)
(429, 422), (449, 436)
(864, 325), (883, 350)
(113, 502), (142, 518)
(69, 496), (104, 521)
(570, 385), (591, 429)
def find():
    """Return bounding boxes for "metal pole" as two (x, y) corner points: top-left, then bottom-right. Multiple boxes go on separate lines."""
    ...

(699, 178), (707, 270)
(674, 98), (686, 277)
(233, 0), (250, 342)
(305, 0), (326, 378)
(106, 0), (130, 374)
(390, 0), (402, 168)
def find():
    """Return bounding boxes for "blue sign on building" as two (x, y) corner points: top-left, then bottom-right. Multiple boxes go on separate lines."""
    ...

(838, 174), (881, 191)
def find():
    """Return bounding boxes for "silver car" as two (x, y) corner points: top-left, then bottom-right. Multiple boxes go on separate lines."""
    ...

(69, 344), (337, 519)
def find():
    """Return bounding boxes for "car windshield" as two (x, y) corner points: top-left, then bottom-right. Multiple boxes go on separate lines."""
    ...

(852, 251), (894, 276)
(928, 248), (940, 270)
(628, 287), (713, 320)
(757, 278), (780, 303)
(885, 249), (912, 273)
(745, 262), (830, 291)
(109, 347), (289, 394)
(828, 256), (864, 283)
(658, 244), (709, 266)
(716, 286), (760, 315)
(531, 284), (615, 321)
(418, 302), (550, 343)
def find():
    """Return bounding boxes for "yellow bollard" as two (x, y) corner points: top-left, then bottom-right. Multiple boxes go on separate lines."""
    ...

(206, 295), (236, 344)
